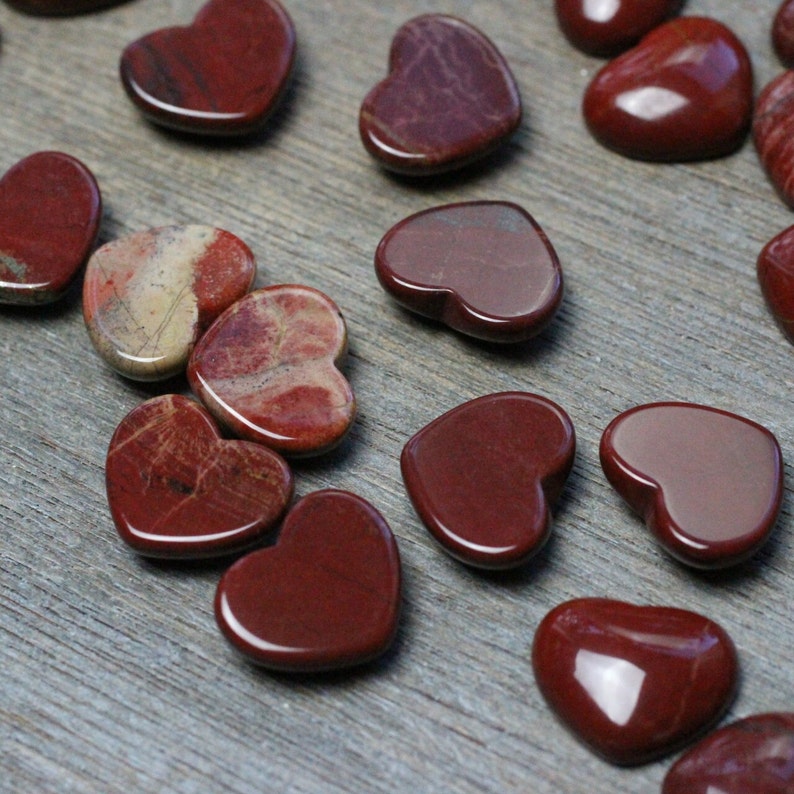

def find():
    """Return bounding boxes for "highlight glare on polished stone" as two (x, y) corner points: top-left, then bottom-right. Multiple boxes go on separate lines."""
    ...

(754, 70), (794, 209)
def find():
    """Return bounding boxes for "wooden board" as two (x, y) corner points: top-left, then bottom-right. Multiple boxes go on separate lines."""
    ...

(1, 1), (792, 791)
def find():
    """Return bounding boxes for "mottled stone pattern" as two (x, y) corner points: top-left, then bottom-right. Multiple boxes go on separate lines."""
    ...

(120, 0), (295, 135)
(663, 713), (794, 793)
(401, 393), (575, 569)
(188, 285), (355, 456)
(532, 599), (738, 766)
(754, 71), (794, 209)
(375, 201), (563, 342)
(215, 490), (401, 672)
(600, 403), (783, 568)
(359, 14), (521, 174)
(0, 151), (101, 305)
(773, 0), (794, 66)
(83, 224), (255, 381)
(757, 224), (794, 343)
(583, 17), (753, 161)
(106, 394), (293, 559)
(5, 0), (124, 14)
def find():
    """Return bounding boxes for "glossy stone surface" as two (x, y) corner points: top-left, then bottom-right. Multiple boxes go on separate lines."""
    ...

(663, 713), (794, 793)
(5, 0), (124, 13)
(120, 0), (295, 136)
(554, 0), (683, 57)
(215, 489), (401, 672)
(532, 598), (738, 766)
(359, 14), (521, 175)
(774, 1), (794, 67)
(757, 224), (794, 344)
(106, 394), (293, 559)
(83, 225), (255, 381)
(375, 202), (563, 343)
(401, 392), (575, 569)
(600, 402), (783, 568)
(0, 151), (101, 305)
(754, 71), (794, 209)
(188, 285), (355, 457)
(583, 17), (753, 161)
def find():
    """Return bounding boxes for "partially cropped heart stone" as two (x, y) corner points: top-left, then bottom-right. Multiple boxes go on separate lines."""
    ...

(106, 394), (293, 559)
(0, 151), (101, 305)
(188, 285), (355, 456)
(583, 17), (753, 161)
(375, 201), (563, 343)
(401, 392), (575, 569)
(554, 0), (684, 57)
(757, 224), (794, 344)
(359, 14), (521, 175)
(215, 489), (401, 672)
(774, 1), (794, 67)
(532, 598), (738, 765)
(120, 0), (295, 136)
(83, 225), (255, 381)
(600, 402), (783, 568)
(5, 0), (124, 13)
(754, 71), (794, 209)
(663, 712), (794, 793)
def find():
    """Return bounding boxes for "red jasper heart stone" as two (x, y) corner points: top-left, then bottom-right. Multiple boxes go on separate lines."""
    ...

(600, 402), (783, 568)
(532, 598), (738, 766)
(754, 71), (794, 209)
(583, 17), (753, 161)
(401, 392), (575, 569)
(757, 224), (794, 344)
(0, 151), (101, 305)
(215, 489), (402, 672)
(774, 1), (794, 66)
(359, 14), (521, 175)
(375, 202), (564, 343)
(663, 712), (794, 793)
(106, 394), (293, 559)
(188, 285), (355, 457)
(5, 0), (124, 13)
(120, 0), (295, 136)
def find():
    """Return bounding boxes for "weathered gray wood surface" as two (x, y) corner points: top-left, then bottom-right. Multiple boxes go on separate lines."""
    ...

(1, 1), (792, 791)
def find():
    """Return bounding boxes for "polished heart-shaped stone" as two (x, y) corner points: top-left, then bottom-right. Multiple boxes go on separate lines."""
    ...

(600, 402), (783, 568)
(188, 285), (355, 456)
(774, 1), (794, 66)
(375, 202), (563, 343)
(83, 225), (255, 381)
(359, 14), (521, 175)
(754, 71), (794, 209)
(757, 224), (794, 344)
(0, 151), (101, 305)
(120, 0), (295, 135)
(554, 0), (684, 57)
(662, 713), (794, 793)
(106, 394), (293, 559)
(583, 17), (753, 161)
(401, 392), (575, 569)
(215, 489), (401, 672)
(532, 598), (738, 766)
(5, 0), (125, 13)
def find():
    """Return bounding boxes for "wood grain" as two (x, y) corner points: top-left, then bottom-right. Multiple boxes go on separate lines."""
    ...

(1, 1), (792, 791)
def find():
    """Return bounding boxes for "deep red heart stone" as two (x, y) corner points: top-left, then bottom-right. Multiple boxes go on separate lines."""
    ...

(359, 14), (521, 175)
(215, 489), (402, 672)
(401, 392), (575, 569)
(600, 402), (783, 568)
(662, 713), (794, 793)
(757, 224), (794, 344)
(774, 1), (794, 67)
(120, 0), (295, 136)
(754, 71), (794, 209)
(106, 394), (293, 559)
(583, 17), (753, 161)
(532, 598), (738, 766)
(375, 202), (563, 343)
(5, 0), (124, 13)
(188, 285), (355, 457)
(0, 151), (101, 305)
(554, 0), (684, 57)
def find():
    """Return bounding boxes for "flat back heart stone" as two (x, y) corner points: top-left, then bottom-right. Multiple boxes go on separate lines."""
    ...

(375, 201), (563, 343)
(774, 1), (794, 67)
(554, 0), (684, 57)
(120, 0), (295, 136)
(106, 394), (293, 559)
(599, 402), (783, 568)
(83, 225), (255, 381)
(215, 489), (401, 672)
(583, 17), (753, 161)
(359, 14), (521, 175)
(401, 392), (575, 569)
(662, 712), (794, 794)
(754, 71), (794, 209)
(0, 151), (101, 305)
(188, 285), (355, 457)
(532, 598), (738, 765)
(757, 224), (794, 344)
